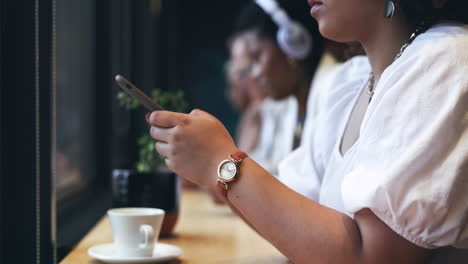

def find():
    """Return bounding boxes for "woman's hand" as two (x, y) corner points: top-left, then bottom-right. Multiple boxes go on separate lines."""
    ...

(147, 109), (239, 189)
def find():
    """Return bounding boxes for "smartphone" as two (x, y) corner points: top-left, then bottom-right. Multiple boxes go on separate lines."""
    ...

(115, 74), (164, 111)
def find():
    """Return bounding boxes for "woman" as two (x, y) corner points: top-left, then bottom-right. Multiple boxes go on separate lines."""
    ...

(147, 0), (468, 263)
(225, 0), (325, 175)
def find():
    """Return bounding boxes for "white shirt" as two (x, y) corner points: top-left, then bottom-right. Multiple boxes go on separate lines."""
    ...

(250, 95), (298, 175)
(252, 53), (342, 175)
(278, 23), (468, 261)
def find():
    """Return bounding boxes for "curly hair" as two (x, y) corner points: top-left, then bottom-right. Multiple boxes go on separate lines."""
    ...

(231, 0), (325, 81)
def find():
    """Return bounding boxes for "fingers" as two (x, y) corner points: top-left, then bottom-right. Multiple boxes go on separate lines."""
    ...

(148, 110), (189, 128)
(154, 142), (175, 172)
(145, 112), (151, 124)
(164, 158), (174, 171)
(149, 126), (172, 143)
(154, 141), (171, 158)
(147, 109), (213, 128)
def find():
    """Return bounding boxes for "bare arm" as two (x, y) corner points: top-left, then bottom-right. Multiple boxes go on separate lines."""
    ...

(226, 158), (429, 264)
(235, 103), (262, 153)
(148, 110), (430, 264)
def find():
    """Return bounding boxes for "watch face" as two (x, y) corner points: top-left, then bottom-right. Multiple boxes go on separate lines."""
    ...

(218, 160), (237, 181)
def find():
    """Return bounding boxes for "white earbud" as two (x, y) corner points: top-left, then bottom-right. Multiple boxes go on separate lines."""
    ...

(255, 0), (312, 60)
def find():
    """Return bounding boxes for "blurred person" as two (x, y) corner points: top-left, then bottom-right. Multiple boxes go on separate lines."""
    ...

(147, 0), (468, 263)
(225, 35), (267, 155)
(277, 40), (365, 197)
(225, 0), (325, 175)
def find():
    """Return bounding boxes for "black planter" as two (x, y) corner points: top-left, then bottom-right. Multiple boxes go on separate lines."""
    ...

(111, 168), (180, 236)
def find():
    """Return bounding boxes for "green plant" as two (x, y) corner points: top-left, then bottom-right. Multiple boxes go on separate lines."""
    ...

(117, 89), (189, 172)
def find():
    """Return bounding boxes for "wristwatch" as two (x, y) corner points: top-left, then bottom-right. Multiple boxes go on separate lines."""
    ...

(217, 152), (248, 199)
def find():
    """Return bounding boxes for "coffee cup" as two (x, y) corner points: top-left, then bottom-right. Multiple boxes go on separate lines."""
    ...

(108, 207), (165, 257)
(112, 169), (180, 237)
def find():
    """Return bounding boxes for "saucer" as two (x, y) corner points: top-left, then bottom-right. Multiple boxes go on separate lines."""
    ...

(88, 242), (183, 263)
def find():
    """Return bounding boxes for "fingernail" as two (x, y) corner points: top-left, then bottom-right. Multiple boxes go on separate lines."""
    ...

(145, 112), (151, 123)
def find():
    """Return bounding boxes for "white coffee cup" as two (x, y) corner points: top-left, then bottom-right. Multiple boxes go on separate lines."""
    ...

(108, 207), (165, 257)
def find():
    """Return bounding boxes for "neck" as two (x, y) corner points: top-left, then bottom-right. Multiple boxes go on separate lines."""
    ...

(360, 16), (414, 83)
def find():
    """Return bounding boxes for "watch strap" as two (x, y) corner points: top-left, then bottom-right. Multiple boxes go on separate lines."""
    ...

(230, 151), (248, 162)
(217, 180), (228, 199)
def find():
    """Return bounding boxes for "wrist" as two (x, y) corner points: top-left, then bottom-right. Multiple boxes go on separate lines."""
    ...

(208, 146), (239, 190)
(215, 150), (248, 201)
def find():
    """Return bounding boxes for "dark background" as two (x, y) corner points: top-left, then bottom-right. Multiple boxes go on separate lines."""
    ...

(1, 0), (251, 262)
(1, 0), (54, 262)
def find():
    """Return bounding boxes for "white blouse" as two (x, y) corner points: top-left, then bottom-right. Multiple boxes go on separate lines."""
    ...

(251, 53), (342, 175)
(250, 95), (298, 175)
(278, 23), (468, 260)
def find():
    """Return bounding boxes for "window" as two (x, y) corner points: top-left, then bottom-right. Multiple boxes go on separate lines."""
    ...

(55, 0), (96, 200)
(2, 1), (248, 262)
(55, 0), (167, 259)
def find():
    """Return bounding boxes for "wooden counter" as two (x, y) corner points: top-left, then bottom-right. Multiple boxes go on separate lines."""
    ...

(61, 189), (289, 264)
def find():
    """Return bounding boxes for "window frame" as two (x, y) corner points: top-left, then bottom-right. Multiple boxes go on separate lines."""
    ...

(0, 0), (54, 263)
(0, 0), (4, 258)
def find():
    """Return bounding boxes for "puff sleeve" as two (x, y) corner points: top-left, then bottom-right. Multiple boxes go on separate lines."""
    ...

(341, 25), (468, 249)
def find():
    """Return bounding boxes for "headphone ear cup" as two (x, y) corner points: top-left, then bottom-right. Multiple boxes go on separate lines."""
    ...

(254, 0), (313, 60)
(277, 22), (312, 60)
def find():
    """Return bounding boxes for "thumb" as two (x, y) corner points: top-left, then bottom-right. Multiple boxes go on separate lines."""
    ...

(148, 110), (188, 128)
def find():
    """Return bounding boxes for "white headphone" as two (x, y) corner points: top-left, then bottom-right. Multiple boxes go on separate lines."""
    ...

(254, 0), (312, 60)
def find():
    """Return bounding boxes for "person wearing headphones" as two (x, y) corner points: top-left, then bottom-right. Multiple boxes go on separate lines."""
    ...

(225, 33), (266, 161)
(147, 0), (468, 262)
(225, 0), (325, 175)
